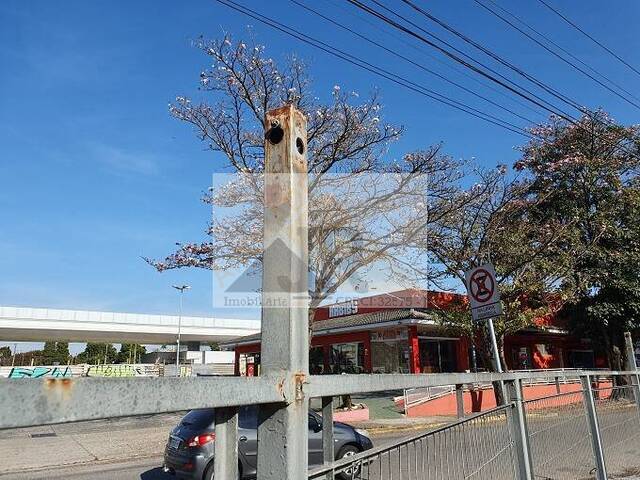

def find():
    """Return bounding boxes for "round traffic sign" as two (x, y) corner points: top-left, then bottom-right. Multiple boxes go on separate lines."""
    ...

(469, 268), (495, 303)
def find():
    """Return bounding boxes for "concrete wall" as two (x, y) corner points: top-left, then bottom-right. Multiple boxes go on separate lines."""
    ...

(401, 380), (614, 417)
(204, 350), (234, 364)
(0, 364), (162, 378)
(164, 363), (234, 376)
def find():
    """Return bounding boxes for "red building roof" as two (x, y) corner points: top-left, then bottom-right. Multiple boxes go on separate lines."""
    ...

(313, 289), (466, 321)
(314, 288), (566, 331)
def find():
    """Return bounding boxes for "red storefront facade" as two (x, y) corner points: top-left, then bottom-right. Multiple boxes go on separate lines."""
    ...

(224, 289), (606, 376)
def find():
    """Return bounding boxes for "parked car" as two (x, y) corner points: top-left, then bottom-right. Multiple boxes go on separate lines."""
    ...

(163, 406), (373, 480)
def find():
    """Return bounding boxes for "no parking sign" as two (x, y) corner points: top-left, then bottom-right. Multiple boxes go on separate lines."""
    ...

(465, 264), (503, 322)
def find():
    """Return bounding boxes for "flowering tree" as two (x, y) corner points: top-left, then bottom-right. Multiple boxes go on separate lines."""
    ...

(148, 36), (466, 310)
(516, 111), (640, 373)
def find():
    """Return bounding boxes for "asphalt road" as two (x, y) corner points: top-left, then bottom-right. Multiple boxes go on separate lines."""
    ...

(1, 434), (409, 480)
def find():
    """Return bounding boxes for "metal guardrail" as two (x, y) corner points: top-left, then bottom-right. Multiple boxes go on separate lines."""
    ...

(402, 385), (455, 412)
(1, 370), (639, 480)
(306, 371), (640, 480)
(401, 368), (609, 417)
(0, 370), (604, 428)
(308, 405), (515, 480)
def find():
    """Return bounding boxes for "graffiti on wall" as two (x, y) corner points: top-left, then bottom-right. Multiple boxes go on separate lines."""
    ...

(85, 364), (154, 377)
(5, 366), (72, 379)
(1, 364), (161, 378)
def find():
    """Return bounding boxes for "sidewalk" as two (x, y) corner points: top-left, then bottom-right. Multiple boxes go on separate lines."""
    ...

(0, 426), (168, 474)
(0, 414), (183, 475)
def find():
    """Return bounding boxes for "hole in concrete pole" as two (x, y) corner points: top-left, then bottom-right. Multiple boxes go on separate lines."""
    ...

(266, 125), (284, 144)
(296, 137), (305, 155)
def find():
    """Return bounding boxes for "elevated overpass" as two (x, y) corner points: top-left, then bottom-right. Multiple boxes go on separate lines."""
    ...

(0, 306), (259, 344)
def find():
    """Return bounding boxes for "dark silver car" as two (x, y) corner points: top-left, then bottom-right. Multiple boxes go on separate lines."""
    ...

(163, 406), (373, 480)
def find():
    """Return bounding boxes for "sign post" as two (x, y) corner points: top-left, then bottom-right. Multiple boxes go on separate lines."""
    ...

(465, 264), (503, 373)
(486, 317), (503, 373)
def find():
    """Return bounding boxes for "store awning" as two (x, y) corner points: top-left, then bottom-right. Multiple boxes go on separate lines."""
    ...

(222, 308), (435, 348)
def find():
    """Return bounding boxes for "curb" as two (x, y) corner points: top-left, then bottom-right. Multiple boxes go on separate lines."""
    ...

(351, 418), (450, 436)
(366, 422), (448, 436)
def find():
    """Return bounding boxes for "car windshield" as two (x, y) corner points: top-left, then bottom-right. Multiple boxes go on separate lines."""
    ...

(180, 409), (216, 429)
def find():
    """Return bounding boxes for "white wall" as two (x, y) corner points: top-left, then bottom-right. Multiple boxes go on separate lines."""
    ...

(204, 350), (235, 364)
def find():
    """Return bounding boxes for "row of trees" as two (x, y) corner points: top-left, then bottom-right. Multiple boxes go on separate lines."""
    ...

(0, 342), (147, 366)
(75, 342), (147, 365)
(1, 341), (224, 366)
(150, 36), (640, 371)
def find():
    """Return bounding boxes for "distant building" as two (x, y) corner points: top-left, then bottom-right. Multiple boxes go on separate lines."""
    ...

(142, 349), (235, 376)
(222, 289), (606, 376)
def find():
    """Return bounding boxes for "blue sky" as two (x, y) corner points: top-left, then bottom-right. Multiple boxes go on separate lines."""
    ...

(1, 0), (638, 335)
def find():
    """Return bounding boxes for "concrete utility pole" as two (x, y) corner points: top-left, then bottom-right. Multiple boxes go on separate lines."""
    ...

(256, 105), (309, 480)
(172, 285), (190, 375)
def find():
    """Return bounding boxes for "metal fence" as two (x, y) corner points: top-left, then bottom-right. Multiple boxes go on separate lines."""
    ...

(309, 405), (515, 480)
(307, 372), (640, 480)
(1, 366), (639, 479)
(594, 383), (640, 477)
(402, 385), (455, 413)
(524, 389), (595, 478)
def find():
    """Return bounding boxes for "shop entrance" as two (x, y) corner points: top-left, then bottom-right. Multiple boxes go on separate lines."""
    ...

(370, 328), (411, 373)
(418, 338), (458, 373)
(567, 349), (595, 368)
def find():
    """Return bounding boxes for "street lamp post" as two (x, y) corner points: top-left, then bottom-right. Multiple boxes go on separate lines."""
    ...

(172, 285), (190, 375)
(11, 343), (17, 367)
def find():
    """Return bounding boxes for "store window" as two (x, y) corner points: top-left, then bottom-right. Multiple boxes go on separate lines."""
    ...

(310, 346), (325, 374)
(329, 342), (365, 374)
(567, 350), (595, 368)
(239, 352), (261, 376)
(419, 339), (458, 373)
(371, 333), (410, 374)
(511, 346), (531, 370)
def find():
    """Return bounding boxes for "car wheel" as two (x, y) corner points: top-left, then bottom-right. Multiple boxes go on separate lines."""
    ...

(336, 444), (361, 480)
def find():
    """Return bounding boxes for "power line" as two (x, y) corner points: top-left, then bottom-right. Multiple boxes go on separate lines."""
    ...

(474, 0), (640, 111)
(345, 0), (579, 123)
(325, 0), (546, 117)
(481, 0), (640, 105)
(343, 0), (638, 158)
(537, 0), (640, 78)
(213, 0), (533, 138)
(395, 0), (587, 114)
(213, 0), (634, 159)
(289, 0), (537, 124)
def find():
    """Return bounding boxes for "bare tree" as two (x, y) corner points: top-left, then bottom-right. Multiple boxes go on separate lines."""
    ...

(148, 36), (466, 310)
